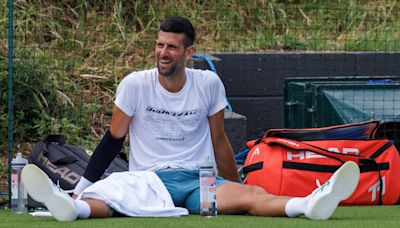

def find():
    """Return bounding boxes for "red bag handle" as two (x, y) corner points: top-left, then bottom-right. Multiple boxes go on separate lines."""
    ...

(265, 137), (369, 164)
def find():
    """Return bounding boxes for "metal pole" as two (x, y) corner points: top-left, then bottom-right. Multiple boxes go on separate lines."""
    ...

(7, 0), (14, 207)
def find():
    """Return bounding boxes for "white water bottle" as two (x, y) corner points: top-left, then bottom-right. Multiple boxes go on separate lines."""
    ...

(199, 156), (217, 217)
(11, 153), (28, 214)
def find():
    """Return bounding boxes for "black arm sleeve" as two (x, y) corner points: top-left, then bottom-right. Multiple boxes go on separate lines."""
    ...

(83, 130), (125, 182)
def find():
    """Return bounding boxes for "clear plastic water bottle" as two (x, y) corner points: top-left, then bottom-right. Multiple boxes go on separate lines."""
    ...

(199, 156), (217, 217)
(11, 152), (28, 214)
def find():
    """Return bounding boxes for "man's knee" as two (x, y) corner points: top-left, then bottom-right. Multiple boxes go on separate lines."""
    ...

(82, 198), (111, 218)
(216, 183), (272, 214)
(230, 184), (271, 203)
(247, 185), (269, 196)
(243, 185), (278, 206)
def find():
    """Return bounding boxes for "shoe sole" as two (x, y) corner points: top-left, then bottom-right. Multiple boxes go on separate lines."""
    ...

(21, 164), (77, 221)
(305, 161), (360, 220)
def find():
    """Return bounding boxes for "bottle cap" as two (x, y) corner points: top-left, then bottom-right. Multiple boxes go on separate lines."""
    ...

(11, 152), (28, 166)
(200, 156), (215, 169)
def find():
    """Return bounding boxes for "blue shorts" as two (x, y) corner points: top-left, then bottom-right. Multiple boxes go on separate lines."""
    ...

(155, 169), (228, 214)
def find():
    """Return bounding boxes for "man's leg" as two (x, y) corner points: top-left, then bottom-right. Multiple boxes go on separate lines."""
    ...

(217, 182), (290, 216)
(80, 198), (112, 218)
(217, 161), (360, 220)
(21, 164), (111, 221)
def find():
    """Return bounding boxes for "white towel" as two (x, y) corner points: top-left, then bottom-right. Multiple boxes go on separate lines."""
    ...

(77, 171), (189, 217)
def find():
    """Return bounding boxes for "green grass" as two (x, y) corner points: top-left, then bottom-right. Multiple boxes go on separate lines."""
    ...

(1, 205), (400, 228)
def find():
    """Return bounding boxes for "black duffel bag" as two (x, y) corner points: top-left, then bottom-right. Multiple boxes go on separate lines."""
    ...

(28, 134), (128, 191)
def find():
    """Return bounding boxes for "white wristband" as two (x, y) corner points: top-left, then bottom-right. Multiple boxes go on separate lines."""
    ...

(73, 176), (93, 196)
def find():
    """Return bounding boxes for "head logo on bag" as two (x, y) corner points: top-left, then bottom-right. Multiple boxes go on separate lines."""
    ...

(36, 152), (80, 185)
(248, 147), (260, 163)
(286, 151), (326, 160)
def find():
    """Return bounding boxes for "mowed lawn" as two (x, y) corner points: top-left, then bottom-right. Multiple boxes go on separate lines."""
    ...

(0, 205), (400, 228)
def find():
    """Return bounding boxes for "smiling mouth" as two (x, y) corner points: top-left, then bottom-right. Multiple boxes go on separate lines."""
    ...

(159, 59), (172, 68)
(160, 58), (171, 64)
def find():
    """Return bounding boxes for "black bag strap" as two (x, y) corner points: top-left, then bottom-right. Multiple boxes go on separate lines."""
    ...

(369, 140), (394, 159)
(242, 162), (263, 174)
(44, 134), (65, 145)
(41, 135), (78, 165)
(282, 161), (389, 173)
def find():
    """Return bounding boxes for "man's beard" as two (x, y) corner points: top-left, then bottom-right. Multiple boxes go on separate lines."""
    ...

(157, 60), (177, 77)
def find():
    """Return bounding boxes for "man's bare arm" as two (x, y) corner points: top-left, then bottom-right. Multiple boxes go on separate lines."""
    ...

(208, 109), (241, 182)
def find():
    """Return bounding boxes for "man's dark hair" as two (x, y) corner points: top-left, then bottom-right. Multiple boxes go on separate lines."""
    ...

(159, 16), (195, 48)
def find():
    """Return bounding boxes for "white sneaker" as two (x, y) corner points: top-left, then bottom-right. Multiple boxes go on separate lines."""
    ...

(21, 164), (78, 222)
(305, 161), (360, 220)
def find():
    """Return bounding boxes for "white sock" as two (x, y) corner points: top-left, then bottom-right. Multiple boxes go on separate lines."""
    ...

(285, 195), (311, 217)
(74, 199), (91, 219)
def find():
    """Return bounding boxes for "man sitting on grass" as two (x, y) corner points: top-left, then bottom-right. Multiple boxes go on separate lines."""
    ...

(22, 16), (360, 221)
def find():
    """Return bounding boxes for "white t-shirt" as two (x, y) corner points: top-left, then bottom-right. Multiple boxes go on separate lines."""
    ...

(115, 67), (228, 171)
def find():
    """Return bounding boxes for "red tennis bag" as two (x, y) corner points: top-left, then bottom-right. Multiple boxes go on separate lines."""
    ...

(243, 121), (400, 205)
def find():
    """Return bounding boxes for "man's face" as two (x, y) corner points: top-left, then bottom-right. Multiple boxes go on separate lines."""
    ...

(155, 31), (192, 77)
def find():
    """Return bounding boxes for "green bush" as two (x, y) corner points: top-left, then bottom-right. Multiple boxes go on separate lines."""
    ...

(0, 50), (97, 149)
